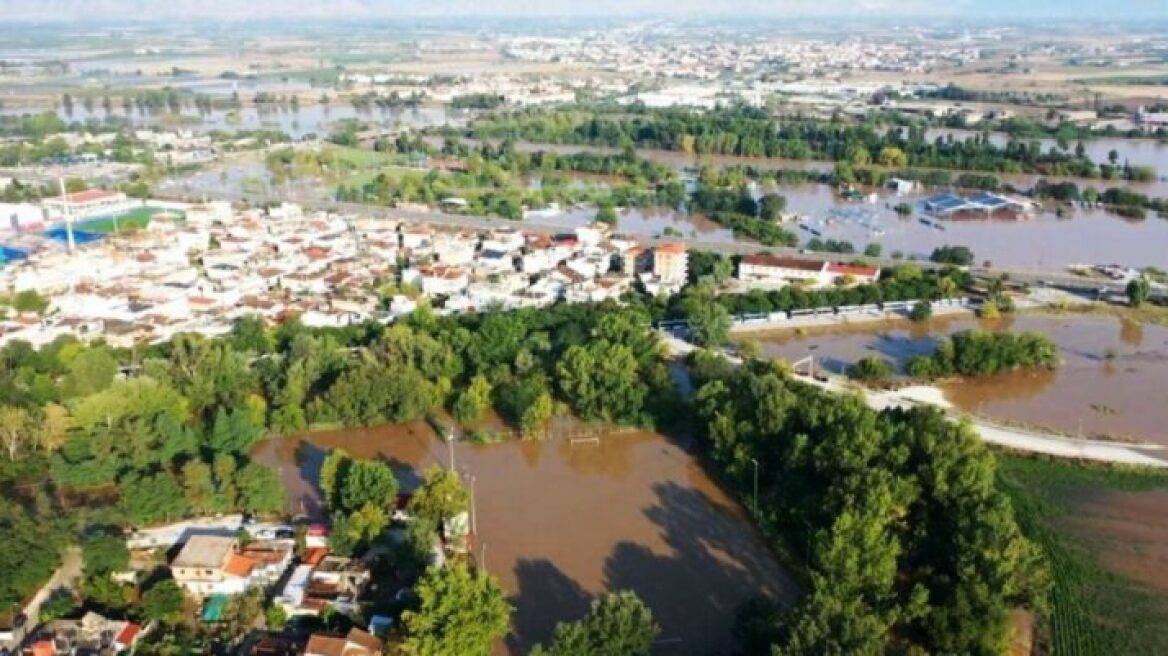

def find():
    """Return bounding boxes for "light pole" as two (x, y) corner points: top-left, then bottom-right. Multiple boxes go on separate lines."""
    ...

(447, 431), (456, 471)
(480, 541), (487, 574)
(808, 344), (820, 378)
(750, 458), (759, 513)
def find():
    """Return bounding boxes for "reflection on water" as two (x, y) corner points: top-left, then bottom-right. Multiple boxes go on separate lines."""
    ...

(251, 422), (796, 654)
(752, 314), (1168, 444)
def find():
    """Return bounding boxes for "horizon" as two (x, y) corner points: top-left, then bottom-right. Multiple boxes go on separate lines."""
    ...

(0, 0), (1166, 23)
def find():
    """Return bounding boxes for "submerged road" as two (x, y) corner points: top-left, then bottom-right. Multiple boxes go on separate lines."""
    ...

(659, 333), (1168, 469)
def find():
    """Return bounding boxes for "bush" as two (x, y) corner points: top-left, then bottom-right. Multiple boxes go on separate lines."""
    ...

(847, 356), (895, 382)
(909, 300), (933, 322)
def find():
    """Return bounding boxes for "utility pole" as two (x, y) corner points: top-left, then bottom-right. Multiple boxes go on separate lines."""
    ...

(468, 473), (477, 535)
(57, 176), (75, 255)
(808, 344), (820, 378)
(480, 542), (487, 574)
(447, 432), (456, 471)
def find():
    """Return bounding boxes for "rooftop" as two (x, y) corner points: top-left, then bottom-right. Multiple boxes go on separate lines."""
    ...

(172, 535), (236, 570)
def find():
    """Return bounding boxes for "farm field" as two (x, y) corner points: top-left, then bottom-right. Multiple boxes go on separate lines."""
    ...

(999, 456), (1168, 656)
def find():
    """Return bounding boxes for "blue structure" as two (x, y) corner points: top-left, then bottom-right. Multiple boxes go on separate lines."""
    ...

(43, 227), (105, 245)
(0, 246), (29, 263)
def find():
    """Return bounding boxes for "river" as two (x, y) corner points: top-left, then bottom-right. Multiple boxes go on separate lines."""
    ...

(250, 421), (795, 654)
(749, 314), (1168, 445)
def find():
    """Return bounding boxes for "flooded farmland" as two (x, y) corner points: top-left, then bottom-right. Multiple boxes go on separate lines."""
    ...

(751, 314), (1168, 445)
(251, 423), (796, 654)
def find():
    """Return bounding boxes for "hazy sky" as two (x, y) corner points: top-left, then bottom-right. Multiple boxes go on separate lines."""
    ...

(1, 0), (1165, 21)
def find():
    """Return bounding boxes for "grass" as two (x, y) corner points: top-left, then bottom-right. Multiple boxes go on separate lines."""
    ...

(1036, 300), (1168, 327)
(1072, 74), (1168, 86)
(75, 207), (182, 234)
(998, 456), (1168, 656)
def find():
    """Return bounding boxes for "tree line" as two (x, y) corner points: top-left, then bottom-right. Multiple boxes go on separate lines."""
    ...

(906, 329), (1060, 378)
(463, 104), (1153, 180)
(688, 354), (1050, 654)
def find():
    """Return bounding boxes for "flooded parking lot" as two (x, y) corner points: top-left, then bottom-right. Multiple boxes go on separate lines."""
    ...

(251, 422), (795, 654)
(751, 314), (1168, 445)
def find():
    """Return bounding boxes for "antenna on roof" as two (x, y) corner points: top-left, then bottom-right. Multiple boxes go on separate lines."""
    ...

(57, 175), (76, 255)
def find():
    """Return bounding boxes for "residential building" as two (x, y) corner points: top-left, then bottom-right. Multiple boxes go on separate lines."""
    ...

(652, 242), (688, 283)
(737, 254), (826, 285)
(42, 189), (136, 221)
(170, 535), (292, 598)
(304, 628), (382, 656)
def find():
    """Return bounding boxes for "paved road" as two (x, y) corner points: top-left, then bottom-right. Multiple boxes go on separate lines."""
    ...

(659, 333), (1168, 468)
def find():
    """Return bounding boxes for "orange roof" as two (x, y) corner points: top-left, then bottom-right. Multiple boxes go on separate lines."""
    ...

(223, 553), (257, 578)
(303, 547), (329, 566)
(29, 641), (55, 656)
(52, 188), (120, 204)
(115, 623), (142, 646)
(655, 242), (687, 254)
(826, 262), (880, 278)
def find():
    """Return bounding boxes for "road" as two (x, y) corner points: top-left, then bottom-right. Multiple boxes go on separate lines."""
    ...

(658, 333), (1168, 468)
(5, 545), (83, 649)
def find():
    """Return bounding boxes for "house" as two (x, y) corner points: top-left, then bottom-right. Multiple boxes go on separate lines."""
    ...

(404, 265), (470, 297)
(621, 246), (649, 276)
(0, 203), (47, 232)
(26, 612), (142, 655)
(304, 628), (383, 656)
(170, 535), (292, 598)
(400, 224), (434, 250)
(737, 254), (826, 285)
(652, 242), (688, 283)
(41, 189), (135, 221)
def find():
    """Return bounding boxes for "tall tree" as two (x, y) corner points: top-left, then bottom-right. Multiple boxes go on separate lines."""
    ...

(531, 591), (660, 656)
(402, 564), (512, 656)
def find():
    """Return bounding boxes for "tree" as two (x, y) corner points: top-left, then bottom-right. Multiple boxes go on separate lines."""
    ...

(531, 591), (660, 656)
(520, 391), (554, 438)
(265, 604), (288, 630)
(12, 289), (49, 314)
(453, 375), (492, 424)
(595, 202), (618, 225)
(556, 341), (647, 424)
(62, 347), (118, 397)
(81, 534), (129, 577)
(863, 243), (883, 258)
(759, 193), (787, 221)
(209, 407), (262, 455)
(409, 466), (469, 524)
(1126, 277), (1151, 307)
(339, 460), (398, 513)
(909, 300), (933, 323)
(0, 406), (31, 461)
(402, 564), (512, 656)
(846, 356), (895, 382)
(141, 579), (185, 625)
(319, 449), (351, 508)
(929, 245), (975, 266)
(679, 282), (732, 347)
(234, 463), (285, 514)
(119, 471), (187, 524)
(878, 146), (908, 167)
(181, 460), (216, 514)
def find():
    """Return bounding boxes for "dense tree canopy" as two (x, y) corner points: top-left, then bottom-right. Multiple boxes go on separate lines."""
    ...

(531, 591), (660, 656)
(402, 563), (512, 656)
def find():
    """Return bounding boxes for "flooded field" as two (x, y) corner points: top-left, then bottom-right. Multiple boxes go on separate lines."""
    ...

(752, 314), (1168, 445)
(774, 183), (1168, 268)
(251, 423), (795, 654)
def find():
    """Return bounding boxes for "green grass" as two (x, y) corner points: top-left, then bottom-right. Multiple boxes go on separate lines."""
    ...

(998, 456), (1168, 656)
(75, 207), (182, 234)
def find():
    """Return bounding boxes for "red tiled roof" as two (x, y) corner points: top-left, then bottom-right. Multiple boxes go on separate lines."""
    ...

(655, 241), (687, 254)
(52, 189), (120, 204)
(741, 254), (824, 272)
(224, 553), (257, 578)
(115, 622), (142, 646)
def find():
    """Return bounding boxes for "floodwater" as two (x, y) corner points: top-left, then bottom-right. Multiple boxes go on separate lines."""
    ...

(251, 422), (796, 654)
(751, 314), (1168, 445)
(924, 128), (1168, 180)
(531, 205), (737, 242)
(773, 183), (1168, 268)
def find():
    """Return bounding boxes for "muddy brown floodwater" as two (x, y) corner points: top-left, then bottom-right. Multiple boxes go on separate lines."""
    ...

(751, 314), (1168, 445)
(251, 422), (797, 654)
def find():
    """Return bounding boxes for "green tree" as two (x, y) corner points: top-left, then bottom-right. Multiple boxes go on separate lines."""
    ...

(181, 460), (216, 515)
(339, 460), (398, 513)
(863, 243), (883, 258)
(62, 347), (118, 397)
(266, 604), (288, 630)
(595, 202), (618, 225)
(520, 391), (554, 438)
(1126, 277), (1151, 307)
(119, 471), (188, 524)
(141, 579), (185, 625)
(759, 193), (787, 221)
(556, 341), (647, 424)
(234, 463), (285, 514)
(846, 356), (895, 382)
(531, 591), (659, 656)
(209, 408), (262, 455)
(679, 282), (732, 347)
(409, 465), (469, 524)
(319, 449), (351, 508)
(909, 300), (933, 323)
(453, 375), (492, 424)
(402, 563), (512, 656)
(81, 534), (129, 576)
(12, 289), (50, 314)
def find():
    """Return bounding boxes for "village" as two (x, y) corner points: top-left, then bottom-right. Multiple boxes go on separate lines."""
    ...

(0, 190), (879, 349)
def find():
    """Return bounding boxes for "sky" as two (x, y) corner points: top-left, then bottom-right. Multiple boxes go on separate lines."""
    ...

(0, 0), (1165, 21)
